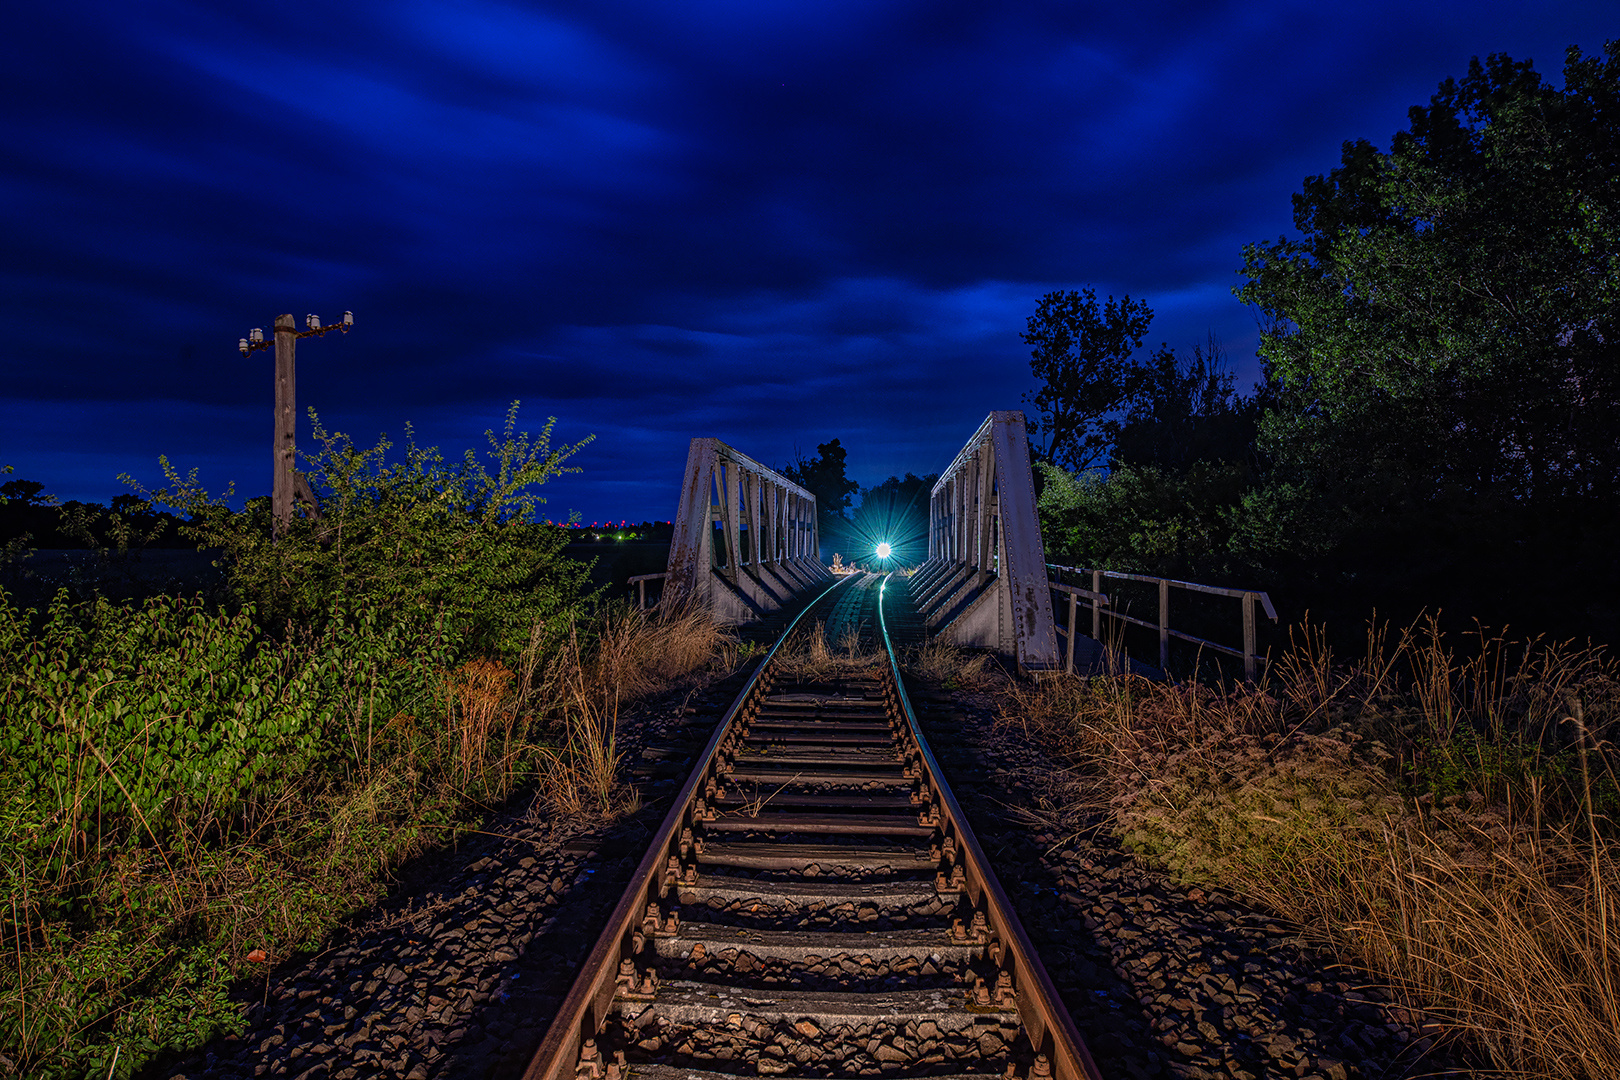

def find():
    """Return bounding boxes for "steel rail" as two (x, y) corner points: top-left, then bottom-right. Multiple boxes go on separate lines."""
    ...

(519, 573), (855, 1080)
(523, 571), (1101, 1080)
(877, 574), (1105, 1080)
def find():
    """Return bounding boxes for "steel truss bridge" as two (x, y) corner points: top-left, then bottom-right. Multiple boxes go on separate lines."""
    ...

(655, 411), (1275, 679)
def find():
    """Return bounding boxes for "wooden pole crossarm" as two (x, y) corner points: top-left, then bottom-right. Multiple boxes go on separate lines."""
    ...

(239, 310), (354, 540)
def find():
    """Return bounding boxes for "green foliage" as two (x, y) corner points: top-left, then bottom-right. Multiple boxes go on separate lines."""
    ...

(2, 472), (184, 553)
(1020, 287), (1154, 471)
(1406, 731), (1620, 826)
(1111, 337), (1257, 473)
(1235, 43), (1620, 572)
(3, 932), (237, 1080)
(0, 408), (699, 1076)
(124, 402), (597, 661)
(1036, 460), (1252, 581)
(0, 592), (449, 876)
(0, 585), (462, 1076)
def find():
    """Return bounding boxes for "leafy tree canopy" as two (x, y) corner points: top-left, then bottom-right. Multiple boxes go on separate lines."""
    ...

(1113, 336), (1258, 473)
(1037, 460), (1251, 582)
(1236, 41), (1620, 511)
(1, 478), (48, 507)
(1021, 287), (1154, 471)
(782, 438), (859, 531)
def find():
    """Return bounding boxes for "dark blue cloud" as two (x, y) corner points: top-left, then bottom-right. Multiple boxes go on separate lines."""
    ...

(2, 0), (1612, 520)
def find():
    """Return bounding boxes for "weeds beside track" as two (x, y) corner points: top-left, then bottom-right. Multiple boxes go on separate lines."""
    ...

(999, 617), (1620, 1079)
(0, 589), (732, 1079)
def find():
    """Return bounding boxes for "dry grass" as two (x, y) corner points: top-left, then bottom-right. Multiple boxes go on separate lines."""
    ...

(906, 636), (993, 689)
(532, 600), (732, 816)
(440, 658), (517, 791)
(769, 620), (883, 682)
(997, 616), (1620, 1080)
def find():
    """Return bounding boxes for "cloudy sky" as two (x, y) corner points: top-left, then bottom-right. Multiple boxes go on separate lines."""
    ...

(3, 1), (1611, 522)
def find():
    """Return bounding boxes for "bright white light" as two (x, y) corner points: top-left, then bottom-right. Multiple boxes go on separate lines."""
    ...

(875, 542), (892, 559)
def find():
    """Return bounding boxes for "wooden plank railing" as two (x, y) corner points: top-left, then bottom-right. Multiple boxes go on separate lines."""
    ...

(1047, 563), (1278, 680)
(627, 572), (668, 610)
(1050, 581), (1110, 675)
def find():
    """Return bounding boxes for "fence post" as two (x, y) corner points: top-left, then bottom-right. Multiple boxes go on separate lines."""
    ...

(1243, 592), (1257, 682)
(1091, 569), (1101, 640)
(638, 578), (647, 611)
(1158, 577), (1170, 673)
(1066, 589), (1077, 674)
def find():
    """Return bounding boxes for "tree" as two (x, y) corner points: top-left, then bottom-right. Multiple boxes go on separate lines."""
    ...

(782, 438), (859, 550)
(1233, 42), (1620, 643)
(1021, 288), (1155, 471)
(1113, 336), (1258, 472)
(0, 479), (46, 506)
(1037, 461), (1251, 581)
(1236, 42), (1620, 514)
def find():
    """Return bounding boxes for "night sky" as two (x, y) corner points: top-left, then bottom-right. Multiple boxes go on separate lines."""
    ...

(3, 1), (1611, 523)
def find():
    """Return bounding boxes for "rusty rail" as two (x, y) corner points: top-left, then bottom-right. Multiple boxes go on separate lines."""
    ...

(519, 573), (853, 1080)
(877, 575), (1103, 1080)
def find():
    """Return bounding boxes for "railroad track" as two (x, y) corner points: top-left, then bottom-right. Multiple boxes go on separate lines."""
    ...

(522, 572), (1102, 1080)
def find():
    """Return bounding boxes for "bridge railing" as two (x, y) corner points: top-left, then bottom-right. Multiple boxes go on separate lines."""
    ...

(628, 572), (669, 610)
(1047, 563), (1278, 681)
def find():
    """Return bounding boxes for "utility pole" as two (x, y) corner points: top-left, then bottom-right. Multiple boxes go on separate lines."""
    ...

(239, 310), (353, 538)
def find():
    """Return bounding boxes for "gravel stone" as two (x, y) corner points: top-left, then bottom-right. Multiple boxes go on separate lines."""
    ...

(145, 647), (1480, 1080)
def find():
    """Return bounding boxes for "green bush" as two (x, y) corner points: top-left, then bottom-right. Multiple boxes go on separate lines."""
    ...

(0, 405), (616, 1076)
(1, 591), (450, 869)
(1036, 460), (1251, 581)
(0, 585), (462, 1077)
(123, 402), (598, 660)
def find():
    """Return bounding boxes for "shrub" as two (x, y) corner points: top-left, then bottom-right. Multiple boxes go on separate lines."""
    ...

(122, 402), (597, 661)
(0, 588), (453, 1077)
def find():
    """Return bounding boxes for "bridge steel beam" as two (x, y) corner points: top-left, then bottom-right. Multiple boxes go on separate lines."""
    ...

(912, 411), (1060, 673)
(665, 437), (830, 625)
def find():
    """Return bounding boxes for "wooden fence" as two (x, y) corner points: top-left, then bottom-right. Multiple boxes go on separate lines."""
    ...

(1047, 564), (1278, 680)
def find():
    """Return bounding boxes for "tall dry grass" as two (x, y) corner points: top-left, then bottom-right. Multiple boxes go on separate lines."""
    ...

(906, 637), (992, 689)
(770, 620), (885, 683)
(531, 600), (732, 815)
(998, 617), (1620, 1079)
(440, 658), (517, 791)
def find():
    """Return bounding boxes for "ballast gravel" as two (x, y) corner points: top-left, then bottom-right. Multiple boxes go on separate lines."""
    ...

(151, 674), (748, 1080)
(153, 663), (1471, 1080)
(917, 681), (1472, 1080)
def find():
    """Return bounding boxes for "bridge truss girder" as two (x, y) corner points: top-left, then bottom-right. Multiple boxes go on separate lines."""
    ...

(909, 411), (1060, 672)
(665, 437), (830, 624)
